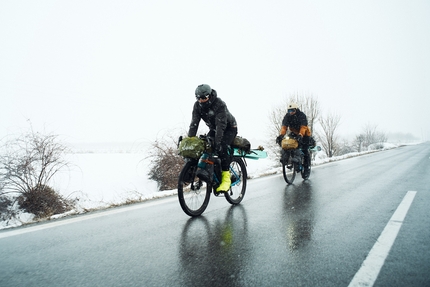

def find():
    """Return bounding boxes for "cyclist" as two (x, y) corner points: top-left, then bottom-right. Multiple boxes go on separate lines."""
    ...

(188, 84), (238, 192)
(276, 103), (312, 177)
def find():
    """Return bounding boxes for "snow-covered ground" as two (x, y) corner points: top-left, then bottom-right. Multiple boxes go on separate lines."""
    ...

(0, 142), (408, 230)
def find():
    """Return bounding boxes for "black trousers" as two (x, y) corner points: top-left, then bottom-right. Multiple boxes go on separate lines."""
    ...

(300, 136), (310, 169)
(208, 127), (238, 171)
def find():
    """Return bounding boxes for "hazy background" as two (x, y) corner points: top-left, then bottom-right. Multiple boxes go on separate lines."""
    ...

(1, 0), (429, 147)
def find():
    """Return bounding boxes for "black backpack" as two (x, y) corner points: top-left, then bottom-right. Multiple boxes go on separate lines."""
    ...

(232, 136), (251, 154)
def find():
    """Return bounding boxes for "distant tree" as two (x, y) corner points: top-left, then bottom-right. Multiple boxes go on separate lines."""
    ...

(358, 123), (387, 150)
(317, 111), (341, 158)
(352, 134), (365, 152)
(387, 132), (417, 143)
(0, 129), (73, 219)
(338, 138), (354, 156)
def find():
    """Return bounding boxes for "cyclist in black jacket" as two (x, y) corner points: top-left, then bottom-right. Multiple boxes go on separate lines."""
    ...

(188, 84), (238, 192)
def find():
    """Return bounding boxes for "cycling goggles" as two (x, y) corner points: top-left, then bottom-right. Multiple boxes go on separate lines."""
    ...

(196, 94), (210, 100)
(288, 109), (296, 113)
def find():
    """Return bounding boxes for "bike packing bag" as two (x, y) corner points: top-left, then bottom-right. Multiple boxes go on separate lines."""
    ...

(178, 136), (206, 159)
(282, 138), (298, 150)
(232, 136), (251, 153)
(196, 155), (214, 183)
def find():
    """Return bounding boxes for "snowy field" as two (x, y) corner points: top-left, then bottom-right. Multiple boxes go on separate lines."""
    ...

(0, 142), (407, 230)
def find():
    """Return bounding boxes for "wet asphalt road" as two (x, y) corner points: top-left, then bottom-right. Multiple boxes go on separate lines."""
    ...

(1, 142), (429, 287)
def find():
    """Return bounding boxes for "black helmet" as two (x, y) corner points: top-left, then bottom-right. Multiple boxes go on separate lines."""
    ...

(195, 84), (212, 98)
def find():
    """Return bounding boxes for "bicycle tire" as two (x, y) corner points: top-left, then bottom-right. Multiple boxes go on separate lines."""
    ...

(282, 150), (296, 184)
(177, 160), (211, 216)
(225, 157), (247, 204)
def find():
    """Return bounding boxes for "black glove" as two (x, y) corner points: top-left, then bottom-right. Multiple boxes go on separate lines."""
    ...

(276, 135), (284, 145)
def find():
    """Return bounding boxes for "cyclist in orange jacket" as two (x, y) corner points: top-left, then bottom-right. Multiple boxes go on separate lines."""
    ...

(276, 103), (311, 177)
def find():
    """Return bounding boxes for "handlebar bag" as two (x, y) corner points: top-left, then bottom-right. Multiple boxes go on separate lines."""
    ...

(178, 137), (206, 159)
(282, 138), (298, 150)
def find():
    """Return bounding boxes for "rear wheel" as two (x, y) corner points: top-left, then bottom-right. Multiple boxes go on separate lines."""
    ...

(225, 157), (247, 205)
(282, 151), (296, 184)
(178, 160), (211, 216)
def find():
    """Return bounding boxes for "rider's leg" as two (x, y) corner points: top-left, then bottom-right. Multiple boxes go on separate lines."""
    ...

(302, 136), (311, 171)
(216, 128), (237, 192)
(217, 170), (231, 192)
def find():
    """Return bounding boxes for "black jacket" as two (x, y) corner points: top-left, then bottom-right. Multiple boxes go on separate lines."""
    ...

(281, 109), (309, 135)
(188, 91), (237, 147)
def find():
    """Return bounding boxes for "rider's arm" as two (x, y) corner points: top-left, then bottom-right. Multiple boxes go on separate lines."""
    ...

(188, 102), (201, 137)
(280, 125), (288, 136)
(214, 105), (228, 148)
(298, 112), (310, 136)
(299, 126), (306, 137)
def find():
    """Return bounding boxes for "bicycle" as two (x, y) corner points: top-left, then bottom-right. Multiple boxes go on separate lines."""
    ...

(279, 136), (313, 184)
(177, 135), (266, 217)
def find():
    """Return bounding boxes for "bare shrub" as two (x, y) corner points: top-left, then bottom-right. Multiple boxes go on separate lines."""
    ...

(0, 196), (16, 221)
(17, 185), (72, 219)
(147, 135), (184, 191)
(0, 128), (72, 219)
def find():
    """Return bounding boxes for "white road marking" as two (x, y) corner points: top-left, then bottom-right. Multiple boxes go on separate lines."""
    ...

(348, 190), (417, 287)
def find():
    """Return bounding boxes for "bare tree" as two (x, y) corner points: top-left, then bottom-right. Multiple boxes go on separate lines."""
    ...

(352, 134), (365, 152)
(0, 129), (72, 218)
(317, 112), (341, 158)
(359, 123), (387, 150)
(338, 138), (354, 155)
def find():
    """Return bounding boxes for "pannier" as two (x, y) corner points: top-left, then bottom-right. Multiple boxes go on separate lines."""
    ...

(196, 153), (215, 183)
(178, 137), (206, 159)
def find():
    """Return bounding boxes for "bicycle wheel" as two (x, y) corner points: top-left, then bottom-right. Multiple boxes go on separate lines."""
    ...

(282, 151), (296, 184)
(178, 160), (211, 216)
(301, 153), (311, 180)
(225, 157), (247, 205)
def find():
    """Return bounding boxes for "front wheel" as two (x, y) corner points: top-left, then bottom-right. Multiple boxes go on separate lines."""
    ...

(178, 160), (211, 216)
(282, 150), (296, 184)
(225, 157), (247, 205)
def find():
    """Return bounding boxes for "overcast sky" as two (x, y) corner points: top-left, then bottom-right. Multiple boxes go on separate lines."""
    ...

(1, 0), (429, 146)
